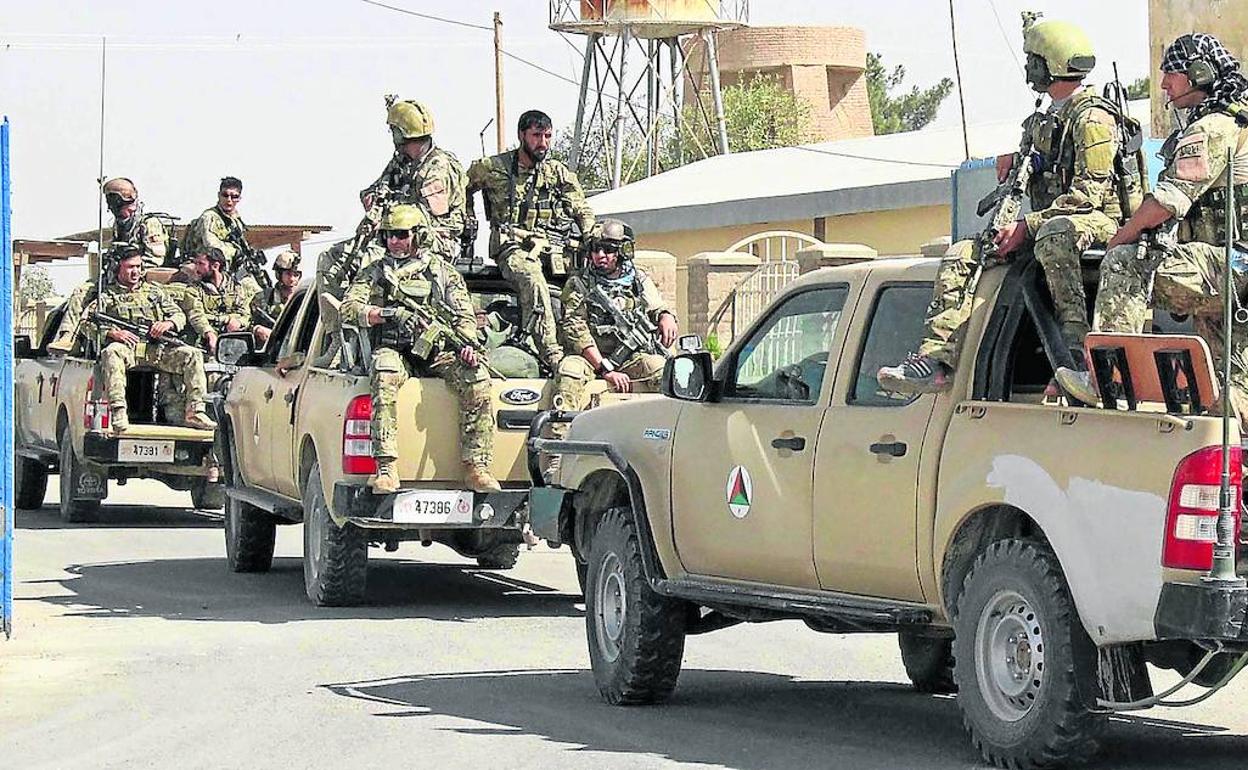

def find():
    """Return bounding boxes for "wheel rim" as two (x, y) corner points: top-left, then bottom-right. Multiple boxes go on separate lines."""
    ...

(594, 551), (627, 663)
(305, 487), (325, 585)
(975, 588), (1045, 722)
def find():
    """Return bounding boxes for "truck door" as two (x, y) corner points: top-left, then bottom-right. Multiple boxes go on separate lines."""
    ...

(814, 281), (936, 602)
(15, 305), (67, 452)
(269, 299), (320, 499)
(670, 285), (852, 589)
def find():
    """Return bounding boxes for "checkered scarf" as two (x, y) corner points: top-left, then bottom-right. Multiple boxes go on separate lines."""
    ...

(1161, 33), (1248, 122)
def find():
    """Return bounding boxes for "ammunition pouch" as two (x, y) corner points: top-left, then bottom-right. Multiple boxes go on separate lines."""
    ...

(1185, 183), (1248, 247)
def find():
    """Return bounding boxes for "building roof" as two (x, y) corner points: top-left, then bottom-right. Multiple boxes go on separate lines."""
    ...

(57, 222), (333, 252)
(590, 99), (1150, 234)
(12, 239), (90, 264)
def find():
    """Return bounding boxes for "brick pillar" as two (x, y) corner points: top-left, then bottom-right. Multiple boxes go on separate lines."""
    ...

(795, 243), (877, 274)
(686, 252), (760, 340)
(634, 250), (677, 309)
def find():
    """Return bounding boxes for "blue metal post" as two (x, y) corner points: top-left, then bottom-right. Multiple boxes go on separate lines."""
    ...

(2, 116), (13, 638)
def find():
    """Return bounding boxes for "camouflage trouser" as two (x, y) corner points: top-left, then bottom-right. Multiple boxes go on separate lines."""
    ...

(497, 244), (561, 368)
(549, 352), (665, 438)
(48, 281), (94, 352)
(1094, 241), (1248, 426)
(369, 346), (494, 466)
(916, 239), (980, 367)
(1032, 212), (1117, 349)
(98, 341), (207, 414)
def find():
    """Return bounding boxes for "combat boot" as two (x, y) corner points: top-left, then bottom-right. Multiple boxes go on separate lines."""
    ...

(183, 407), (218, 431)
(368, 459), (400, 494)
(464, 462), (502, 493)
(1054, 367), (1100, 405)
(46, 336), (74, 355)
(109, 406), (131, 434)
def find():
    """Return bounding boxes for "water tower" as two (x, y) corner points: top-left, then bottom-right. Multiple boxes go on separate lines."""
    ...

(549, 1), (749, 189)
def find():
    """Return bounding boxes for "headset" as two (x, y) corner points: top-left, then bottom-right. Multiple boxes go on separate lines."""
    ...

(1177, 34), (1217, 90)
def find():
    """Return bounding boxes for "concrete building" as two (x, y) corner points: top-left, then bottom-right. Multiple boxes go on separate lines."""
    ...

(1148, 0), (1248, 134)
(684, 26), (874, 143)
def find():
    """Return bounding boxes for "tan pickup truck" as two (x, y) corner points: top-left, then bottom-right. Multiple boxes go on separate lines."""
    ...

(532, 255), (1248, 768)
(14, 302), (221, 522)
(213, 269), (606, 606)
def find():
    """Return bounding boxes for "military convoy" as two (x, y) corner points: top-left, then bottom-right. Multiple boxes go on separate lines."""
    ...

(531, 254), (1248, 768)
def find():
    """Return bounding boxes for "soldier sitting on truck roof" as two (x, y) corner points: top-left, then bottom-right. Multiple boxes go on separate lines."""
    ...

(340, 204), (500, 494)
(79, 247), (216, 434)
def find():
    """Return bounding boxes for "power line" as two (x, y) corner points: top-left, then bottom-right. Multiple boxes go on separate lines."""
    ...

(356, 0), (491, 31)
(985, 0), (1025, 76)
(792, 144), (960, 170)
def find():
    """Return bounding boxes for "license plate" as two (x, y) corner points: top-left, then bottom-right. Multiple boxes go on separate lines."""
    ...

(392, 489), (475, 524)
(117, 439), (175, 463)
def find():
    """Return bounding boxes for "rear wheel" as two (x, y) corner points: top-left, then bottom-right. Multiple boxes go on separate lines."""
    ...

(190, 478), (227, 510)
(15, 454), (49, 510)
(586, 506), (686, 705)
(475, 543), (520, 570)
(302, 461), (367, 606)
(953, 539), (1102, 769)
(224, 467), (276, 574)
(58, 429), (101, 523)
(899, 631), (956, 694)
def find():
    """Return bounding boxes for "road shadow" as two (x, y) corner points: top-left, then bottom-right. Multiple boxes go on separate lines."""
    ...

(321, 668), (1247, 770)
(16, 503), (221, 530)
(23, 556), (582, 624)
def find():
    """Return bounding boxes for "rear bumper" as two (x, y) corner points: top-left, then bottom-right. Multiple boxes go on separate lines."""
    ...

(332, 481), (529, 530)
(1154, 581), (1248, 646)
(82, 432), (214, 468)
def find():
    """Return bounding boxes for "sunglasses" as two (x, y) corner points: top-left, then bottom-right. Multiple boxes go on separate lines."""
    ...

(593, 242), (621, 255)
(219, 191), (241, 200)
(383, 229), (413, 240)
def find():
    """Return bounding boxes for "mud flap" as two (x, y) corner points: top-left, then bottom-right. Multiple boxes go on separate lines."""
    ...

(1073, 636), (1153, 708)
(529, 487), (570, 544)
(69, 458), (108, 502)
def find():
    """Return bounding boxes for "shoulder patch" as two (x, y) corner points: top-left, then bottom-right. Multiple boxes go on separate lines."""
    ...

(421, 178), (449, 216)
(1174, 132), (1211, 182)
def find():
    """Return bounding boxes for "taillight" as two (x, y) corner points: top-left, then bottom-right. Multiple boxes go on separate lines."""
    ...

(1163, 445), (1242, 570)
(83, 375), (110, 431)
(342, 395), (376, 475)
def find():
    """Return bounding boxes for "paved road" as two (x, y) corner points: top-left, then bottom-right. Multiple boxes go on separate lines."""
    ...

(3, 480), (1247, 769)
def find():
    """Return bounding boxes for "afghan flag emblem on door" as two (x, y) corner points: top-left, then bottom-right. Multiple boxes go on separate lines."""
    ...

(725, 465), (753, 519)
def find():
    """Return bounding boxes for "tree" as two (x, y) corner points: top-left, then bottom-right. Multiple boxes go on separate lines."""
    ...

(18, 265), (54, 305)
(866, 52), (953, 135)
(1126, 76), (1149, 101)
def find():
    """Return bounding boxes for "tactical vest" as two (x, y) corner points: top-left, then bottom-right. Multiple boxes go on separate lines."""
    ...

(198, 276), (248, 320)
(583, 272), (647, 357)
(372, 258), (448, 354)
(1169, 119), (1248, 247)
(100, 283), (169, 325)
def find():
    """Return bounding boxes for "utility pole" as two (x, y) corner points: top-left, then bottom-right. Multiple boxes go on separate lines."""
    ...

(948, 0), (971, 161)
(493, 12), (505, 152)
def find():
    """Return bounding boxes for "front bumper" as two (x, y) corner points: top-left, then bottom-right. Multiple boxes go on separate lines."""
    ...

(83, 432), (214, 469)
(332, 481), (529, 530)
(1154, 581), (1248, 646)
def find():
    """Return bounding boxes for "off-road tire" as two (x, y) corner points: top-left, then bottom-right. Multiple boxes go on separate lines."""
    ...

(475, 543), (520, 570)
(58, 430), (101, 524)
(899, 631), (956, 694)
(302, 461), (367, 606)
(224, 479), (276, 573)
(575, 560), (588, 595)
(15, 455), (49, 510)
(190, 478), (227, 510)
(953, 539), (1103, 769)
(586, 506), (686, 705)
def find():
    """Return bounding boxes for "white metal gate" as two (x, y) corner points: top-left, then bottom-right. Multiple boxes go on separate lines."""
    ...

(706, 230), (819, 345)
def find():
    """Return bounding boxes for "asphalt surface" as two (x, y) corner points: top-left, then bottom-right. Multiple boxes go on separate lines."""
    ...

(3, 479), (1248, 769)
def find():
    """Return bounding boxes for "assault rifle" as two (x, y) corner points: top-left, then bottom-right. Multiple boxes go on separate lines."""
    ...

(91, 311), (198, 349)
(252, 305), (278, 328)
(223, 219), (274, 295)
(345, 180), (407, 277)
(585, 284), (671, 367)
(505, 224), (584, 275)
(377, 275), (504, 380)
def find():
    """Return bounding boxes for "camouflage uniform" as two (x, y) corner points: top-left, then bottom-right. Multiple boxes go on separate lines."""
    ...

(362, 146), (467, 260)
(48, 280), (97, 353)
(115, 211), (171, 269)
(251, 284), (295, 328)
(317, 239), (385, 301)
(918, 88), (1137, 367)
(82, 280), (208, 423)
(552, 265), (671, 412)
(185, 273), (251, 343)
(1092, 110), (1248, 420)
(183, 206), (262, 303)
(340, 251), (494, 467)
(466, 150), (595, 368)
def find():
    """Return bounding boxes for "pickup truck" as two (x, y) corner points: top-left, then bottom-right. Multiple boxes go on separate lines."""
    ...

(531, 254), (1248, 768)
(212, 269), (608, 606)
(14, 301), (222, 522)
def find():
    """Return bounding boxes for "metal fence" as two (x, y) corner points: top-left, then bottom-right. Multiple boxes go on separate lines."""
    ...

(705, 230), (818, 347)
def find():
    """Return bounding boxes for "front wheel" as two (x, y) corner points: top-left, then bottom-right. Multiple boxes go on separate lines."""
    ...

(953, 539), (1102, 769)
(475, 543), (520, 570)
(15, 454), (49, 510)
(190, 478), (227, 510)
(302, 461), (367, 606)
(899, 631), (956, 694)
(225, 482), (276, 574)
(585, 506), (687, 705)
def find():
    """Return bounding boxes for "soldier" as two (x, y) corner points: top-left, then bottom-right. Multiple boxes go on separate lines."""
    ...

(1057, 34), (1248, 423)
(361, 97), (467, 261)
(878, 17), (1139, 393)
(81, 249), (216, 433)
(252, 250), (301, 346)
(184, 246), (251, 355)
(48, 178), (173, 353)
(339, 205), (500, 494)
(466, 109), (595, 372)
(552, 219), (677, 412)
(183, 176), (263, 303)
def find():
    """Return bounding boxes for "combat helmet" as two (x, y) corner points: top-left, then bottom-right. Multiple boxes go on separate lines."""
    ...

(586, 218), (636, 272)
(103, 177), (138, 214)
(273, 250), (301, 273)
(386, 96), (435, 144)
(1022, 19), (1095, 91)
(380, 204), (429, 232)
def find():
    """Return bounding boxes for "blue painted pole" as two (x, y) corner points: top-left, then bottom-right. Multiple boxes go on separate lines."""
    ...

(1, 116), (13, 639)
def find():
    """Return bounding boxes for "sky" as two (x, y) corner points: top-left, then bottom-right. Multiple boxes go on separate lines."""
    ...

(1, 0), (1150, 293)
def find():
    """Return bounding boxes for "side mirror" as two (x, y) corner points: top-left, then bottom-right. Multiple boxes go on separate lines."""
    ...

(216, 332), (255, 366)
(14, 335), (34, 359)
(677, 334), (703, 353)
(662, 352), (714, 402)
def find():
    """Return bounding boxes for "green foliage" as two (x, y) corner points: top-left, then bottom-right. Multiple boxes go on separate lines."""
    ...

(703, 332), (723, 360)
(866, 52), (954, 135)
(1125, 76), (1149, 100)
(18, 265), (54, 305)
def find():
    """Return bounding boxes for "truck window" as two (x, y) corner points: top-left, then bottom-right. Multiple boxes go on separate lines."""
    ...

(850, 284), (933, 407)
(276, 293), (320, 360)
(724, 286), (848, 404)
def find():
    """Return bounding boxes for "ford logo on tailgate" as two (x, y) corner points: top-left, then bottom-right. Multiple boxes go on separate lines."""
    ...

(500, 387), (541, 406)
